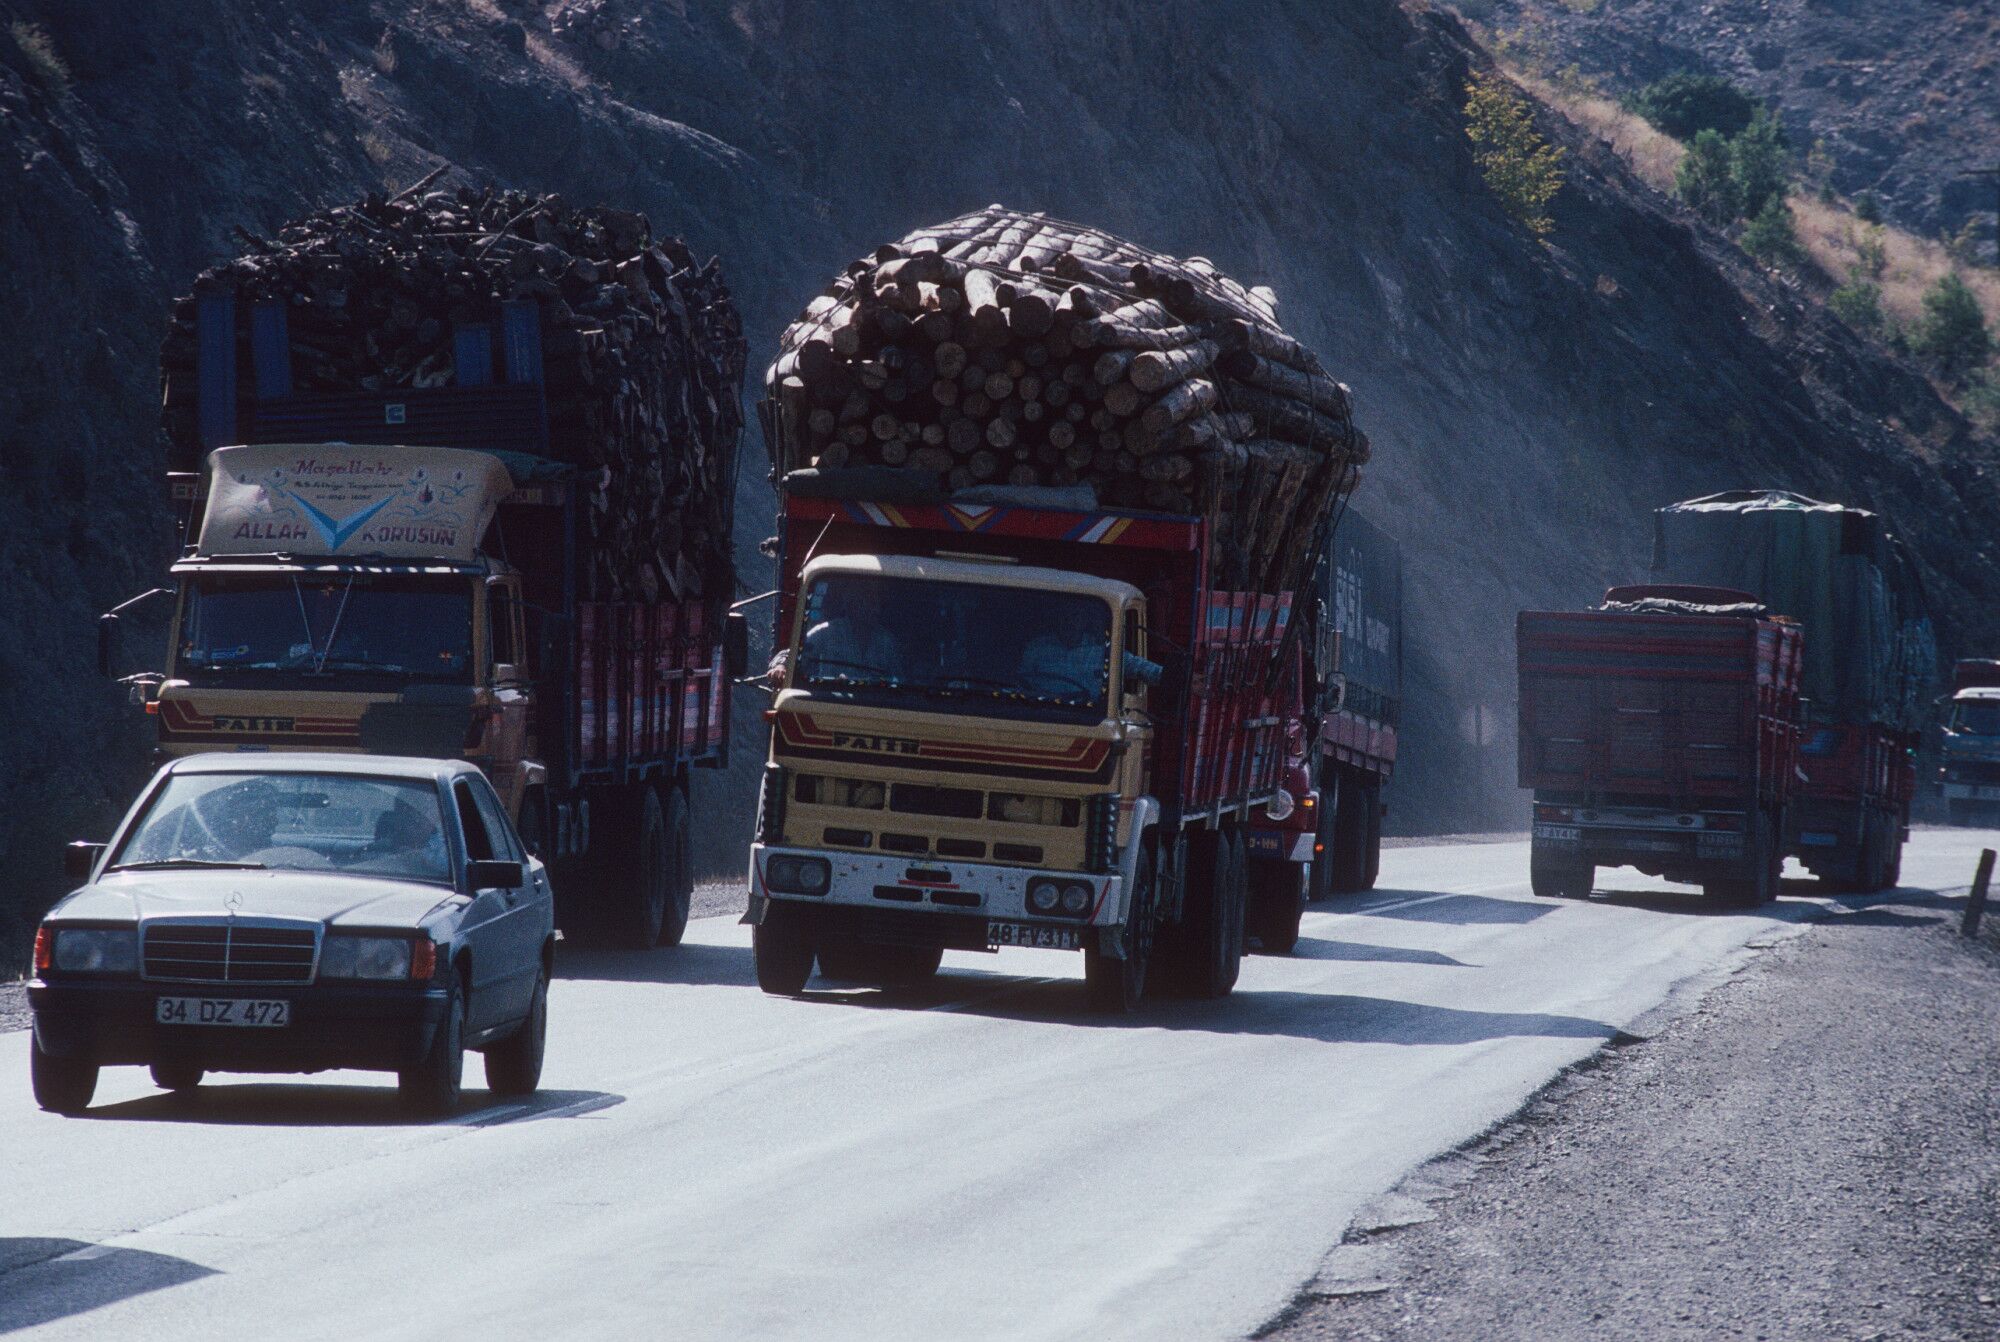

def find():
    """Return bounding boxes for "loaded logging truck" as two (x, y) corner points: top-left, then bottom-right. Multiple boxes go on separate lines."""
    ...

(96, 294), (747, 948)
(1939, 659), (2000, 826)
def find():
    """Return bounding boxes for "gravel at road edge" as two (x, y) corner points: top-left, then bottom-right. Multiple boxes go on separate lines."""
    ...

(1257, 894), (2000, 1342)
(0, 983), (26, 1035)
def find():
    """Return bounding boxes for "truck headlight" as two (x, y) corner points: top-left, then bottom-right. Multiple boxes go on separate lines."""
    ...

(1265, 791), (1296, 821)
(319, 935), (413, 981)
(1060, 883), (1091, 914)
(1028, 879), (1061, 912)
(766, 854), (831, 895)
(53, 928), (137, 973)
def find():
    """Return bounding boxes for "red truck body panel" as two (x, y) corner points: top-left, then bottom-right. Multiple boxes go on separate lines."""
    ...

(575, 600), (727, 777)
(777, 495), (1299, 821)
(1517, 609), (1803, 808)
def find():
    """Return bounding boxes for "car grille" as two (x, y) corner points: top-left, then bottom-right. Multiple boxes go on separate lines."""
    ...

(142, 920), (320, 984)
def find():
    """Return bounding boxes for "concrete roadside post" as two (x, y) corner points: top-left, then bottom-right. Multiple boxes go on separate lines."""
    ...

(1960, 849), (1996, 938)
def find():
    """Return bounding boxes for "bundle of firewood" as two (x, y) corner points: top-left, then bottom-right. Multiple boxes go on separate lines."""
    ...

(763, 206), (1368, 591)
(160, 181), (746, 601)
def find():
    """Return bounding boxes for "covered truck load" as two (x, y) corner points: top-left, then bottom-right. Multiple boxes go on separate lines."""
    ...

(1651, 492), (1934, 889)
(1518, 586), (1803, 905)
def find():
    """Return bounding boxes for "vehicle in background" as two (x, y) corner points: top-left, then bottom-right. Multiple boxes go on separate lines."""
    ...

(1517, 586), (1803, 906)
(1652, 492), (1936, 892)
(28, 754), (553, 1117)
(747, 491), (1321, 1012)
(97, 296), (747, 948)
(1939, 659), (2000, 826)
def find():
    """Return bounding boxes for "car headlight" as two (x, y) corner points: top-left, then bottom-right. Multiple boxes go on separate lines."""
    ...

(53, 928), (137, 974)
(319, 935), (413, 981)
(766, 854), (831, 895)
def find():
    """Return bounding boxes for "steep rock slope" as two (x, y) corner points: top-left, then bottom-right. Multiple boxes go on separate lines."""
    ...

(1465, 0), (2000, 243)
(1, 0), (1995, 950)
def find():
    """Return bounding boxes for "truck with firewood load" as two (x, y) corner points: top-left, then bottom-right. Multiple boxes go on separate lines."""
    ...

(1939, 659), (2000, 826)
(748, 208), (1368, 1011)
(97, 190), (750, 948)
(1517, 586), (1803, 905)
(1651, 492), (1937, 892)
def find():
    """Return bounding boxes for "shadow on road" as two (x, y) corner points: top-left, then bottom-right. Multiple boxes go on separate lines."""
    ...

(1361, 891), (1559, 926)
(1290, 937), (1471, 968)
(77, 1085), (623, 1128)
(0, 1237), (215, 1332)
(556, 939), (755, 986)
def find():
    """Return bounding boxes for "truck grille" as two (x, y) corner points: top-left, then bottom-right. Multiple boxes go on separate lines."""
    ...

(142, 920), (320, 985)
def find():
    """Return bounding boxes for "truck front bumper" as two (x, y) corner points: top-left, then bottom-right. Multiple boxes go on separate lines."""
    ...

(28, 977), (450, 1074)
(747, 843), (1124, 944)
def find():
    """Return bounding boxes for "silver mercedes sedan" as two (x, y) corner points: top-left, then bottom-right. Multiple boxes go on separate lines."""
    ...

(27, 754), (554, 1116)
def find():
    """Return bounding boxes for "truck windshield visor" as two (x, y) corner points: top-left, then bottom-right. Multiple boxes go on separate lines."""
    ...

(178, 574), (474, 681)
(111, 773), (452, 885)
(795, 573), (1112, 720)
(1951, 702), (2000, 736)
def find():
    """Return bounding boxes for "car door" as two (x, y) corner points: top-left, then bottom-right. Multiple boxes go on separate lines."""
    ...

(453, 779), (534, 1033)
(467, 773), (548, 997)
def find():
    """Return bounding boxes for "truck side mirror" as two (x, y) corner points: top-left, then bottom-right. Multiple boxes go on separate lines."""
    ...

(1121, 652), (1165, 690)
(65, 841), (106, 881)
(97, 615), (120, 679)
(724, 610), (750, 679)
(491, 663), (522, 687)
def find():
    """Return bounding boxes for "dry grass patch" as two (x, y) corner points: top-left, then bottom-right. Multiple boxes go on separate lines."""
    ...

(1512, 75), (1685, 193)
(1793, 193), (2000, 332)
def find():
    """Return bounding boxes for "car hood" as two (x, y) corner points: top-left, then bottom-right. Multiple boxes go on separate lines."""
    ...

(51, 869), (462, 930)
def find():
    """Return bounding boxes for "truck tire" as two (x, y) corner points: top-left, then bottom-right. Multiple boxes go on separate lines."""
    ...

(1307, 780), (1337, 904)
(754, 905), (816, 996)
(1248, 856), (1304, 955)
(399, 966), (465, 1117)
(612, 784), (672, 949)
(655, 783), (694, 948)
(1085, 842), (1155, 1013)
(1329, 766), (1370, 894)
(1160, 828), (1242, 999)
(1361, 782), (1383, 891)
(1707, 809), (1779, 907)
(1529, 845), (1592, 900)
(31, 1036), (97, 1115)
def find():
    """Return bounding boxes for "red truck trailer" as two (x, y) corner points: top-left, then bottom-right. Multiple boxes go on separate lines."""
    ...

(1517, 586), (1804, 906)
(746, 489), (1316, 1010)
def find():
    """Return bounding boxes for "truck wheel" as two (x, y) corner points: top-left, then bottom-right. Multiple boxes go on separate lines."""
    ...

(1085, 843), (1155, 1012)
(754, 905), (816, 995)
(1248, 856), (1304, 955)
(483, 965), (548, 1098)
(1708, 809), (1778, 907)
(655, 783), (694, 948)
(1882, 830), (1903, 889)
(1529, 846), (1592, 900)
(1329, 767), (1370, 894)
(1947, 799), (1974, 827)
(31, 1036), (97, 1115)
(614, 784), (671, 949)
(1307, 778), (1337, 904)
(1360, 780), (1383, 891)
(1160, 828), (1238, 998)
(399, 966), (465, 1117)
(150, 1061), (205, 1093)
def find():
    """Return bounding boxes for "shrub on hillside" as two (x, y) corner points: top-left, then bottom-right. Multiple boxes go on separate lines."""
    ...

(1728, 112), (1789, 221)
(1910, 273), (1992, 383)
(1464, 71), (1566, 238)
(1741, 199), (1805, 269)
(1626, 73), (1758, 141)
(1854, 192), (1884, 225)
(1963, 368), (2000, 432)
(1676, 130), (1740, 226)
(1828, 279), (1885, 334)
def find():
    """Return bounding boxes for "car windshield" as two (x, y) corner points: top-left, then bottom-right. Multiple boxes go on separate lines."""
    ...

(112, 773), (452, 885)
(178, 574), (473, 680)
(793, 573), (1112, 721)
(1952, 702), (2000, 736)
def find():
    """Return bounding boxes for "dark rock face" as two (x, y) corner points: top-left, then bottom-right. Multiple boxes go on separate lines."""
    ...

(1, 0), (1995, 953)
(1465, 0), (2000, 244)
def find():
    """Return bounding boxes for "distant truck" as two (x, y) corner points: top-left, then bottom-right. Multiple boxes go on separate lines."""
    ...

(1939, 659), (2000, 826)
(1518, 586), (1804, 905)
(99, 297), (745, 949)
(1651, 492), (1936, 892)
(746, 488), (1323, 1011)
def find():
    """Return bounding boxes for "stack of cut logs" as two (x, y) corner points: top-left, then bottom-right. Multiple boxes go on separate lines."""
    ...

(764, 206), (1369, 591)
(160, 180), (746, 602)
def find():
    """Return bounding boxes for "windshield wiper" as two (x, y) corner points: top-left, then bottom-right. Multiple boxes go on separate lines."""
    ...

(110, 859), (269, 872)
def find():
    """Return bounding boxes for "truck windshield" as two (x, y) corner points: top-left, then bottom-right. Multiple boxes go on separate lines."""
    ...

(178, 574), (474, 681)
(1951, 702), (2000, 735)
(794, 573), (1112, 721)
(112, 772), (452, 885)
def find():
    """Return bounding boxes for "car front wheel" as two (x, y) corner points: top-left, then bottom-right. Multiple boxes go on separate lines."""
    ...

(484, 965), (548, 1098)
(31, 1036), (97, 1115)
(400, 967), (465, 1117)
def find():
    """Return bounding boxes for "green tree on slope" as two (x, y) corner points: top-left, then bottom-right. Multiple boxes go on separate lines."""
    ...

(1909, 274), (1992, 384)
(1465, 71), (1566, 238)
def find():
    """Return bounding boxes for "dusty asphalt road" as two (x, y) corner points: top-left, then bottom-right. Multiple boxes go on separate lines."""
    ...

(2, 830), (1995, 1340)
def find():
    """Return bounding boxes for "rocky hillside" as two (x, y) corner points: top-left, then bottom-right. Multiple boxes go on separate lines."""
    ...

(2, 0), (1996, 954)
(1463, 0), (2000, 245)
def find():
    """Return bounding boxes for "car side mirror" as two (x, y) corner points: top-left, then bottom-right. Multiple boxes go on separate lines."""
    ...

(65, 841), (106, 881)
(724, 611), (750, 679)
(97, 615), (119, 678)
(466, 859), (523, 890)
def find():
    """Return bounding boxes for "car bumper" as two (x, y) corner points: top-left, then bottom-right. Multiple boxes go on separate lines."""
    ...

(27, 978), (450, 1074)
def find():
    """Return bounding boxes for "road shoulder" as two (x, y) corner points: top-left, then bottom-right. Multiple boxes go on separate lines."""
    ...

(1258, 893), (2000, 1342)
(1, 982), (26, 1034)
